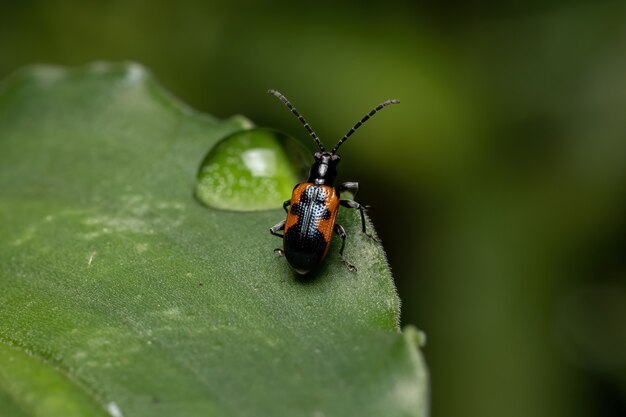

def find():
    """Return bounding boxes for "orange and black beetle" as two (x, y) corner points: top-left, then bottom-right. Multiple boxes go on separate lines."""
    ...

(269, 90), (399, 274)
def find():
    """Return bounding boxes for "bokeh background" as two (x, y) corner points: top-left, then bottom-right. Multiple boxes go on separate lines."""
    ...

(2, 1), (626, 416)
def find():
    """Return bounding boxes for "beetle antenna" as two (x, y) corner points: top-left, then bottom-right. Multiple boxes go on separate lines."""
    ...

(331, 99), (400, 154)
(268, 89), (325, 152)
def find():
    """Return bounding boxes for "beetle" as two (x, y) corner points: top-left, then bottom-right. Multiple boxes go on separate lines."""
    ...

(268, 89), (399, 274)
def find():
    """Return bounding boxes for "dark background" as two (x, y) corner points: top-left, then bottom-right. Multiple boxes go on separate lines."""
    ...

(2, 1), (626, 416)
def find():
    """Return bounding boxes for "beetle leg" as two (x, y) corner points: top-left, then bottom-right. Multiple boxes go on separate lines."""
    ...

(274, 248), (285, 256)
(340, 200), (381, 242)
(338, 181), (359, 198)
(334, 224), (357, 272)
(283, 199), (291, 213)
(270, 219), (285, 238)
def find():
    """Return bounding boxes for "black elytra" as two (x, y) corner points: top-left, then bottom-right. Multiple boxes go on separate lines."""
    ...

(268, 90), (399, 274)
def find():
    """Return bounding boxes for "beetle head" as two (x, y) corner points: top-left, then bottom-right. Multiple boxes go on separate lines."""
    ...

(308, 152), (340, 185)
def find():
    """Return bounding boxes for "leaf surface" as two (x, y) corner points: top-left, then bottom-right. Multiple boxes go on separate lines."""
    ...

(0, 63), (427, 417)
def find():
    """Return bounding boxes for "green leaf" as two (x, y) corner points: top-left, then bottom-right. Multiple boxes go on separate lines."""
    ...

(0, 62), (428, 417)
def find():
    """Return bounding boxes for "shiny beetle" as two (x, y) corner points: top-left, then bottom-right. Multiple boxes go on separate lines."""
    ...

(268, 90), (399, 274)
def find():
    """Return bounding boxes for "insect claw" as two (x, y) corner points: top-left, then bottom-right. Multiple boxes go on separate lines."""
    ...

(343, 260), (357, 272)
(366, 233), (382, 243)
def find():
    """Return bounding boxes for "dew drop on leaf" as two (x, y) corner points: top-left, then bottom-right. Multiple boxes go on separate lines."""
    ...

(196, 128), (310, 211)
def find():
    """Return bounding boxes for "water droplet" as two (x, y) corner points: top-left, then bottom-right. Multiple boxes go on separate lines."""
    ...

(196, 128), (310, 211)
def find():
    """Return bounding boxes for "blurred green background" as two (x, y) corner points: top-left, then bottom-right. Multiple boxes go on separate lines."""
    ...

(2, 1), (625, 416)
